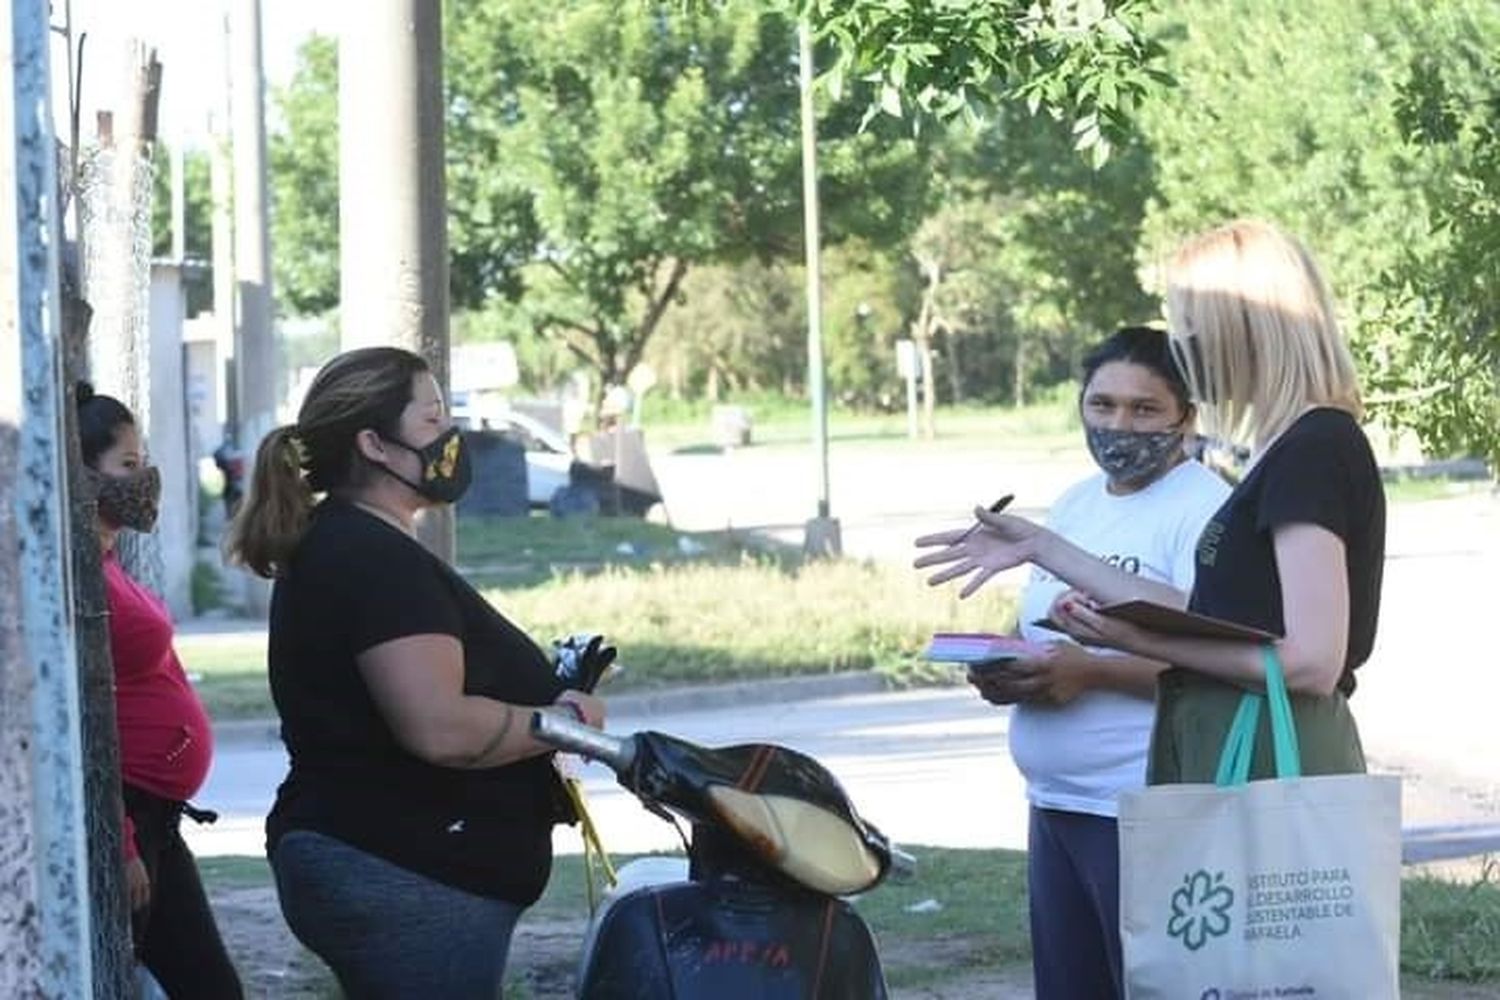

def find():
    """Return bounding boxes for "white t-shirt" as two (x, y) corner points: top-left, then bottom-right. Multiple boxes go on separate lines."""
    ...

(1008, 460), (1230, 817)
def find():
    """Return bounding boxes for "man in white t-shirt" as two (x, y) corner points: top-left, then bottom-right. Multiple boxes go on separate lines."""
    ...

(950, 328), (1228, 999)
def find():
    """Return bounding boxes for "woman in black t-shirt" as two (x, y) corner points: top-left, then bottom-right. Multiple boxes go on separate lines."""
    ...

(919, 220), (1381, 783)
(226, 347), (606, 997)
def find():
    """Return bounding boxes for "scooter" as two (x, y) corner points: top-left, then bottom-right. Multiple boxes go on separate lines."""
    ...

(531, 710), (914, 999)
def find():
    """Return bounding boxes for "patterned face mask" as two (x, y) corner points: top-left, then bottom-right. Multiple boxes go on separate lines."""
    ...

(1084, 425), (1185, 489)
(91, 465), (162, 533)
(378, 427), (472, 504)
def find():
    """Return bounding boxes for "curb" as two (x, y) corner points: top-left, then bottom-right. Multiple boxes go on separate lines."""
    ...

(212, 670), (893, 747)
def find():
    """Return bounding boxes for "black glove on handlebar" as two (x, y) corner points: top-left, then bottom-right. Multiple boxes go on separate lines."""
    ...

(553, 632), (618, 693)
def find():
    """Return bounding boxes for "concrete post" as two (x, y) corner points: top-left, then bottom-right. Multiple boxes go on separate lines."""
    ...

(148, 264), (194, 618)
(229, 0), (275, 448)
(0, 0), (94, 993)
(339, 0), (454, 562)
(229, 0), (276, 613)
(210, 14), (236, 433)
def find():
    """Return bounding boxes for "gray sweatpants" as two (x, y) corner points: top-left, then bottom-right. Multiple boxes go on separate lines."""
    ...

(271, 829), (525, 999)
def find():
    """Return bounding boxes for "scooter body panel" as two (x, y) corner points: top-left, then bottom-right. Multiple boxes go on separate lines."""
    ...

(577, 877), (887, 1000)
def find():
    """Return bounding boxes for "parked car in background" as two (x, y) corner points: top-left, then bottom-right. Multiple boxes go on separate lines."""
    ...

(452, 392), (573, 508)
(492, 411), (573, 509)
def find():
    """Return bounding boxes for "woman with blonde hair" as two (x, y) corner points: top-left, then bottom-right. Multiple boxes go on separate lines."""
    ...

(918, 219), (1383, 783)
(227, 346), (606, 997)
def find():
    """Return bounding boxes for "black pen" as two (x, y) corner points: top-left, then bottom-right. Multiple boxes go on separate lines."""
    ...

(959, 494), (1014, 541)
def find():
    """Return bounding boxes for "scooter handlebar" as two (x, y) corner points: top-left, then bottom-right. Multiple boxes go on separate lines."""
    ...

(530, 710), (634, 773)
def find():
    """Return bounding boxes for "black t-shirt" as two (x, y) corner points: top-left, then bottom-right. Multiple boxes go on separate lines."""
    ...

(264, 498), (568, 903)
(1187, 408), (1385, 695)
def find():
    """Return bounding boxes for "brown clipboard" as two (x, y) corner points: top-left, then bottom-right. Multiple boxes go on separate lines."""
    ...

(1033, 600), (1278, 642)
(1101, 600), (1278, 641)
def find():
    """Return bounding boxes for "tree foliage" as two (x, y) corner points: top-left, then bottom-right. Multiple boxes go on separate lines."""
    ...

(1135, 0), (1500, 465)
(1367, 7), (1500, 466)
(798, 0), (1170, 165)
(149, 145), (211, 260)
(444, 0), (934, 396)
(269, 35), (340, 317)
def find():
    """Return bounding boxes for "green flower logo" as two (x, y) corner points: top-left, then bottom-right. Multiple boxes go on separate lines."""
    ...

(1167, 870), (1234, 951)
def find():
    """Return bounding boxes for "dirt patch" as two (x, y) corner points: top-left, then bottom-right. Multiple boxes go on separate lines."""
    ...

(211, 888), (586, 998)
(210, 886), (1030, 998)
(211, 886), (331, 999)
(212, 886), (1494, 1000)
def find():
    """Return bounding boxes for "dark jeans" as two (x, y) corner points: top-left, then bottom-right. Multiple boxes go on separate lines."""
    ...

(123, 784), (243, 999)
(1028, 806), (1123, 1000)
(271, 829), (525, 999)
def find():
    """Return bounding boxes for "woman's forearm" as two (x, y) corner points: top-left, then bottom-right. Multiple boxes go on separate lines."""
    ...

(1031, 530), (1189, 608)
(1082, 652), (1171, 700)
(1108, 629), (1274, 692)
(409, 697), (563, 770)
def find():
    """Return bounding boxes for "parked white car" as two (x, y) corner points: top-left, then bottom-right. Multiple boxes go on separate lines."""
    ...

(452, 394), (574, 508)
(492, 412), (573, 508)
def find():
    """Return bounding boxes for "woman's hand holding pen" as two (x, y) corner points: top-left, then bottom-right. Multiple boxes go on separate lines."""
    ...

(914, 495), (1049, 598)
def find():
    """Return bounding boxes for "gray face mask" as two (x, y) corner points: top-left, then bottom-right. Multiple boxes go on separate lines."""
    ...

(1084, 426), (1185, 489)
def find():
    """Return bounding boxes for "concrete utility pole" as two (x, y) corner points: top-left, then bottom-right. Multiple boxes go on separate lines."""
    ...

(211, 6), (237, 433)
(798, 20), (840, 557)
(229, 0), (276, 613)
(339, 0), (454, 563)
(1, 0), (94, 993)
(228, 0), (275, 463)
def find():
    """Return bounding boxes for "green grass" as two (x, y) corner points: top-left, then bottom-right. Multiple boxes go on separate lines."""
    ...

(1384, 475), (1494, 504)
(197, 854), (275, 891)
(200, 849), (1500, 993)
(456, 512), (744, 587)
(485, 556), (1013, 690)
(1402, 865), (1500, 980)
(177, 632), (271, 719)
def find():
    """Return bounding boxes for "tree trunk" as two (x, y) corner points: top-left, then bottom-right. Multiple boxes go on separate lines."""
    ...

(942, 321), (964, 404)
(914, 255), (940, 439)
(1013, 335), (1027, 407)
(619, 257), (688, 390)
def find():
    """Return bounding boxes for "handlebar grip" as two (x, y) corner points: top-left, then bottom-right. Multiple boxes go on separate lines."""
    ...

(530, 710), (633, 772)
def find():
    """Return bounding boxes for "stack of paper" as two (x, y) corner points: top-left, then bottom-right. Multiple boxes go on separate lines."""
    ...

(921, 633), (1046, 664)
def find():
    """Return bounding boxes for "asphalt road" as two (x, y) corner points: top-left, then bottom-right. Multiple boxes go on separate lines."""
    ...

(185, 438), (1500, 860)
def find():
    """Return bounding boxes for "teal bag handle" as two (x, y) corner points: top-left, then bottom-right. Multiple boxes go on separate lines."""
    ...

(1213, 645), (1303, 786)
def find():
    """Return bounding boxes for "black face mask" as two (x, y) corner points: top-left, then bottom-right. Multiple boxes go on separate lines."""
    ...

(1084, 425), (1185, 490)
(377, 427), (472, 504)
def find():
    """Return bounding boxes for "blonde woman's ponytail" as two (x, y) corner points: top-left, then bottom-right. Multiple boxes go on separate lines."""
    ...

(223, 425), (315, 578)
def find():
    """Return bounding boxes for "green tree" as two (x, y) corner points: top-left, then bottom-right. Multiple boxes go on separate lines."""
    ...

(149, 144), (211, 260)
(443, 0), (930, 400)
(797, 0), (1170, 163)
(646, 261), (808, 400)
(1367, 9), (1500, 467)
(269, 35), (340, 317)
(1135, 0), (1500, 466)
(901, 108), (1157, 407)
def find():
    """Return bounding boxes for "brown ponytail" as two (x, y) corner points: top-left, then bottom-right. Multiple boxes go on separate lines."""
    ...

(224, 425), (315, 578)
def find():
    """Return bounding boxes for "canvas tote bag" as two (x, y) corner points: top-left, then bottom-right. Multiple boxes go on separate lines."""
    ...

(1118, 648), (1401, 999)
